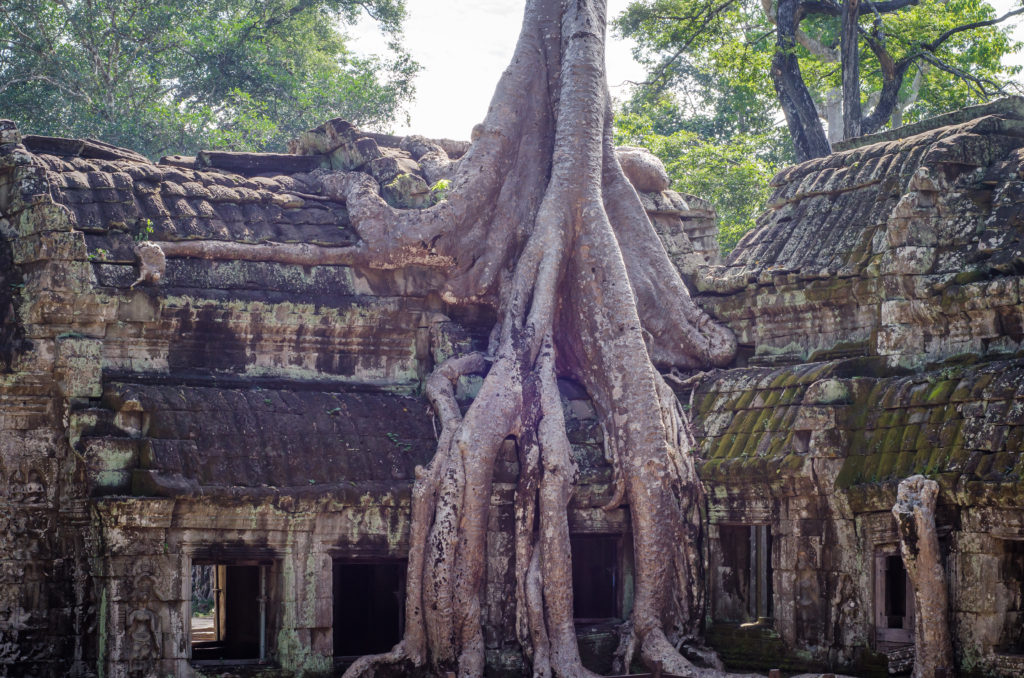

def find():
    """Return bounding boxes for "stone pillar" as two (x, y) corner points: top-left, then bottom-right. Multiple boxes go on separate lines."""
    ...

(892, 475), (954, 678)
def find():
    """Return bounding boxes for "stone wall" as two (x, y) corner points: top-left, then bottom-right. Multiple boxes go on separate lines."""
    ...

(3, 97), (1024, 678)
(684, 98), (1024, 677)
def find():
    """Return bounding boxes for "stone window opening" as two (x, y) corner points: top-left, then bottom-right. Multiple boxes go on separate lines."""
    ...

(190, 561), (270, 664)
(714, 524), (773, 624)
(332, 559), (406, 659)
(570, 534), (631, 623)
(874, 548), (915, 651)
(997, 539), (1024, 655)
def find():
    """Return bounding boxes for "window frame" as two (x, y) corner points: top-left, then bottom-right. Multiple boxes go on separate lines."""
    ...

(873, 546), (915, 649)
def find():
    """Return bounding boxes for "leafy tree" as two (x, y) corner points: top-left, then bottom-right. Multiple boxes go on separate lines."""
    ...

(616, 103), (788, 255)
(0, 0), (418, 157)
(616, 0), (1023, 161)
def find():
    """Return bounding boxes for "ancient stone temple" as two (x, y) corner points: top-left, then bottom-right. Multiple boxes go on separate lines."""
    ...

(0, 97), (1022, 678)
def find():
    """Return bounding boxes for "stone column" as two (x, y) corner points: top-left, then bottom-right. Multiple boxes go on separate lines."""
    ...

(892, 475), (954, 678)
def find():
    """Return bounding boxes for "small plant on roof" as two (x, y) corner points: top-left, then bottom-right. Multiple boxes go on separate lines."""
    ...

(429, 179), (450, 204)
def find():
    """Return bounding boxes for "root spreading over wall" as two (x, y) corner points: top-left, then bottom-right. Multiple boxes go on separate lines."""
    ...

(325, 1), (737, 675)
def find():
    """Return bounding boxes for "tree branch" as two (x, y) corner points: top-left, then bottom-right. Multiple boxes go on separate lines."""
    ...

(800, 0), (919, 17)
(924, 6), (1024, 53)
(918, 52), (1009, 97)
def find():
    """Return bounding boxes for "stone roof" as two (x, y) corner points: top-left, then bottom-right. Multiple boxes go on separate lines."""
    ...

(723, 106), (1024, 279)
(691, 358), (1024, 506)
(77, 381), (436, 496)
(3, 117), (714, 295)
(696, 97), (1024, 370)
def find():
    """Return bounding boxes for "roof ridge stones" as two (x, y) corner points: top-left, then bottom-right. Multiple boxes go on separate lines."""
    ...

(832, 95), (1024, 152)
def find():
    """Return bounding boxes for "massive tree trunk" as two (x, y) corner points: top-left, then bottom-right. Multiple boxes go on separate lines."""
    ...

(892, 476), (955, 678)
(330, 1), (738, 676)
(840, 0), (862, 139)
(771, 0), (832, 161)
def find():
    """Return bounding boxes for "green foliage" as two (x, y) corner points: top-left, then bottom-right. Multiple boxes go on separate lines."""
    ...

(616, 104), (786, 256)
(616, 0), (780, 140)
(133, 220), (155, 242)
(616, 0), (1021, 137)
(614, 0), (1021, 252)
(430, 178), (451, 203)
(0, 0), (419, 158)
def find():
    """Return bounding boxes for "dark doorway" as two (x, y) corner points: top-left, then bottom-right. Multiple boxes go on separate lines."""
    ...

(884, 555), (908, 628)
(191, 563), (266, 662)
(999, 540), (1024, 653)
(874, 549), (914, 649)
(570, 535), (621, 621)
(333, 561), (405, 657)
(715, 524), (772, 622)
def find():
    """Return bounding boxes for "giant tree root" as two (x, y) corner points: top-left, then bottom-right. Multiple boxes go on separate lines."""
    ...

(892, 475), (955, 678)
(323, 0), (739, 676)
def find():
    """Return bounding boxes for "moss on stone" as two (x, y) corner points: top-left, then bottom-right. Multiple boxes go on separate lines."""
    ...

(733, 388), (758, 411)
(697, 390), (719, 415)
(880, 426), (905, 454)
(926, 379), (956, 403)
(874, 451), (899, 480)
(726, 433), (752, 458)
(711, 435), (733, 460)
(900, 423), (922, 450)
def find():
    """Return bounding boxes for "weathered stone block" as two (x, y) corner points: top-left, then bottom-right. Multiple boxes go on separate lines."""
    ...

(54, 334), (102, 398)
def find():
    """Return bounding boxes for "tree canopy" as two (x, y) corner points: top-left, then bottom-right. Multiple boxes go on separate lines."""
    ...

(0, 0), (419, 158)
(613, 0), (1022, 251)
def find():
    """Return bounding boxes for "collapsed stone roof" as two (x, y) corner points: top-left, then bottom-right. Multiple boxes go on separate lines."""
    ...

(4, 99), (1024, 504)
(1, 117), (718, 501)
(686, 97), (1024, 505)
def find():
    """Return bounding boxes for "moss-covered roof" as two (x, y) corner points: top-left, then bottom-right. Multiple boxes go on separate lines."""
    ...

(692, 359), (1024, 499)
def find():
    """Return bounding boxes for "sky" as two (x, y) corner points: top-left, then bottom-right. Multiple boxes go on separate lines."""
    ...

(348, 0), (643, 139)
(348, 0), (1024, 141)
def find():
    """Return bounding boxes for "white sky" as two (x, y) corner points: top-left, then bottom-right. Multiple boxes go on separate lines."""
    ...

(348, 0), (1024, 141)
(347, 0), (642, 139)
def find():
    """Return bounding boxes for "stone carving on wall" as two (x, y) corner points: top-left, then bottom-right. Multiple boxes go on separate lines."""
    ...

(6, 467), (46, 505)
(127, 608), (160, 674)
(128, 559), (167, 604)
(117, 558), (169, 675)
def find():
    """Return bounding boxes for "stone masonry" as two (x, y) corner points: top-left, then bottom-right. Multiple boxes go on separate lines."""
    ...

(1, 97), (1023, 678)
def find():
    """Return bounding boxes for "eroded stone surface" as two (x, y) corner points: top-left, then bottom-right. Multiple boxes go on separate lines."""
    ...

(2, 100), (1024, 678)
(681, 98), (1024, 677)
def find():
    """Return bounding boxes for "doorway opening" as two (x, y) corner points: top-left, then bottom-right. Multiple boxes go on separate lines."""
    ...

(714, 524), (773, 622)
(332, 560), (406, 658)
(190, 562), (269, 663)
(570, 534), (624, 622)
